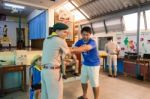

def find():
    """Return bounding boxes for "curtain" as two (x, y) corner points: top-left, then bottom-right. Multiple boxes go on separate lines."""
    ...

(29, 11), (46, 40)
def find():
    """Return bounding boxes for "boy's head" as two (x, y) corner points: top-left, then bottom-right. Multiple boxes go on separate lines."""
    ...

(107, 37), (113, 41)
(31, 55), (41, 65)
(81, 26), (92, 41)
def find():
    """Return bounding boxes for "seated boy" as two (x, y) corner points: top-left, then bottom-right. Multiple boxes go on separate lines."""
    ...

(62, 53), (79, 79)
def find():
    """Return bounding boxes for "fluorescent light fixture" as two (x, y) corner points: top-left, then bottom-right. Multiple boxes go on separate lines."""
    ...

(4, 3), (25, 9)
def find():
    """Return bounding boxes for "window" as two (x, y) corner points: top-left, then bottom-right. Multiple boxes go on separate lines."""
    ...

(123, 12), (145, 31)
(56, 2), (87, 22)
(71, 10), (86, 21)
(63, 2), (75, 11)
(140, 12), (145, 30)
(98, 37), (112, 50)
(123, 13), (137, 31)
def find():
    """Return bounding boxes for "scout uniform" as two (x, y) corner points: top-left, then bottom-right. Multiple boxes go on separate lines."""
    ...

(29, 55), (42, 99)
(41, 23), (69, 99)
(105, 40), (120, 77)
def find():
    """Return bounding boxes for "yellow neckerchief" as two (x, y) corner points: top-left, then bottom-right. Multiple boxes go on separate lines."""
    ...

(34, 65), (43, 71)
(47, 32), (58, 39)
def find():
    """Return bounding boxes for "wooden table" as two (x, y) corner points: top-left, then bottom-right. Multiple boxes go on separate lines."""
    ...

(136, 59), (150, 80)
(0, 65), (26, 96)
(123, 59), (137, 77)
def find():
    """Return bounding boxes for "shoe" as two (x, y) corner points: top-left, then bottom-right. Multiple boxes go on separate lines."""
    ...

(62, 75), (67, 79)
(108, 74), (112, 77)
(78, 96), (88, 99)
(74, 73), (79, 76)
(114, 75), (118, 78)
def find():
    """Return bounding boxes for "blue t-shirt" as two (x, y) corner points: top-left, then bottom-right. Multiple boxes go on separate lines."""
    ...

(30, 65), (41, 85)
(75, 38), (100, 66)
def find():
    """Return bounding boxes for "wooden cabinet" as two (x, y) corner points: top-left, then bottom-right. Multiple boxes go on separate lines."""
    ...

(0, 65), (27, 96)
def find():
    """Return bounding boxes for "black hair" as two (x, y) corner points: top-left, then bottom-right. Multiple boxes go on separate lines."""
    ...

(81, 26), (92, 34)
(49, 27), (54, 35)
(107, 37), (113, 41)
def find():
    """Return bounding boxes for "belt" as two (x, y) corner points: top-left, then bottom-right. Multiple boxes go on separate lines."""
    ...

(109, 53), (117, 55)
(43, 65), (61, 81)
(43, 65), (60, 69)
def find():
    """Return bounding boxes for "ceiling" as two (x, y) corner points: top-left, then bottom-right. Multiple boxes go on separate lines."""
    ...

(71, 0), (150, 20)
(2, 0), (150, 20)
(0, 0), (64, 17)
(0, 2), (34, 17)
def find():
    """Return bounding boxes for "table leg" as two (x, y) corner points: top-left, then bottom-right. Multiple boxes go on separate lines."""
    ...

(0, 71), (4, 96)
(143, 63), (146, 80)
(148, 63), (150, 81)
(23, 65), (26, 91)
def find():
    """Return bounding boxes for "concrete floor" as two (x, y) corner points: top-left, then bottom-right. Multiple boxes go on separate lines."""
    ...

(0, 73), (150, 99)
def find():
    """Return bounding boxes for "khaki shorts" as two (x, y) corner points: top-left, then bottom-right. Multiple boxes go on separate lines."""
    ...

(80, 65), (100, 87)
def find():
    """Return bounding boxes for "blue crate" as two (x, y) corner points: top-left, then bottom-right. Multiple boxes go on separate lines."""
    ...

(104, 58), (124, 74)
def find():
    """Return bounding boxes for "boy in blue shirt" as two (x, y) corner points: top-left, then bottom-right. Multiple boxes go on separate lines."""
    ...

(71, 27), (100, 99)
(29, 55), (42, 99)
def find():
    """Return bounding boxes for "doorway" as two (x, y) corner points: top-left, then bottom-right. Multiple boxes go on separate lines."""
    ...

(16, 28), (25, 49)
(98, 36), (113, 50)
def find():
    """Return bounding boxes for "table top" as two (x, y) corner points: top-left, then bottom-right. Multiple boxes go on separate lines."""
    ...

(0, 65), (26, 68)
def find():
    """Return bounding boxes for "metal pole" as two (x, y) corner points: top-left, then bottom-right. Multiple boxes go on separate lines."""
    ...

(19, 15), (22, 41)
(143, 11), (147, 30)
(103, 20), (108, 33)
(90, 23), (95, 35)
(137, 8), (141, 55)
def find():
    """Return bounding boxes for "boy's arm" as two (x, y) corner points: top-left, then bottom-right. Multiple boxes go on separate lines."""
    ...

(71, 40), (96, 53)
(71, 45), (93, 53)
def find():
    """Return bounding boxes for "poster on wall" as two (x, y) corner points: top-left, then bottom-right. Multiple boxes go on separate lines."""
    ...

(55, 8), (74, 41)
(116, 31), (150, 56)
(139, 32), (150, 54)
(15, 50), (27, 65)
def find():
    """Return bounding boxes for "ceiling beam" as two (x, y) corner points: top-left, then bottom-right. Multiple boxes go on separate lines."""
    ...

(85, 1), (150, 24)
(73, 0), (97, 9)
(70, 0), (98, 12)
(69, 0), (90, 20)
(130, 0), (140, 6)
